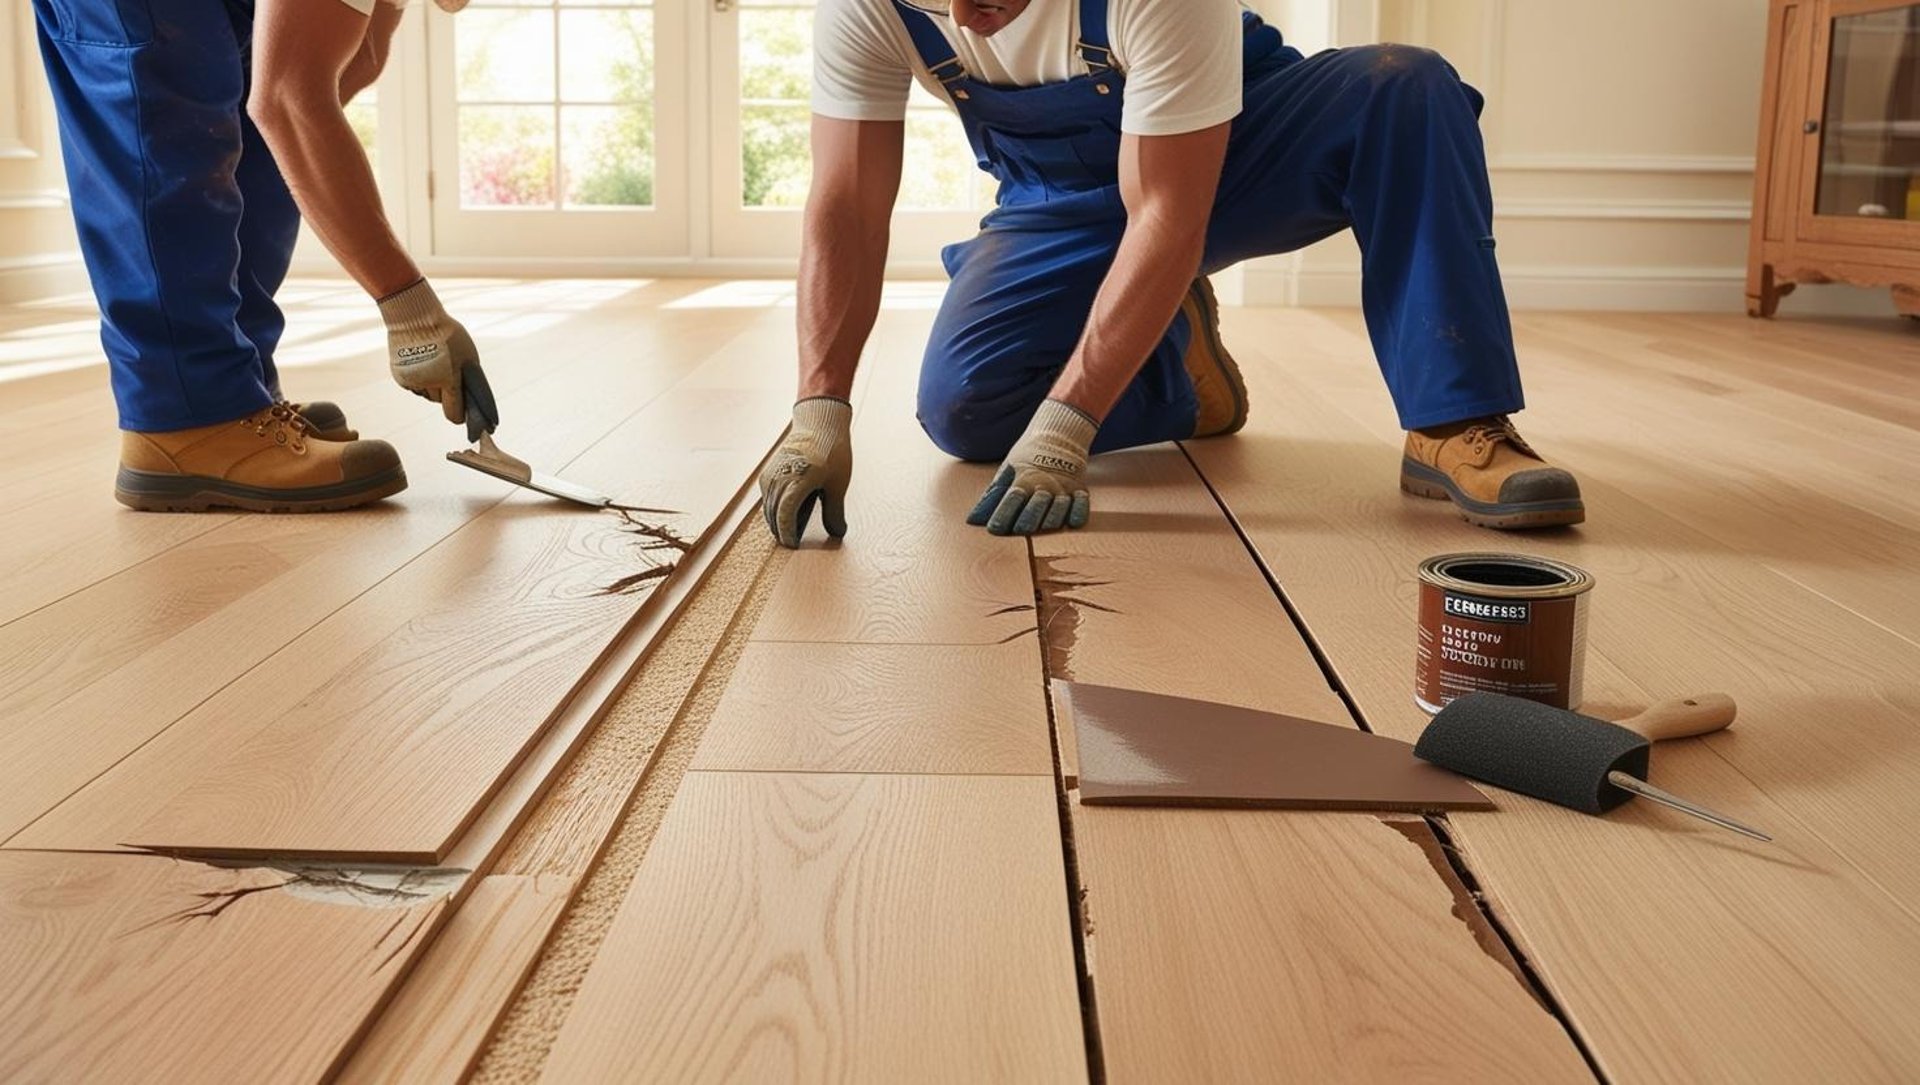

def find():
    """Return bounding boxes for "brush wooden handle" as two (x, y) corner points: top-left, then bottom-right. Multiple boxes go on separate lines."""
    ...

(1615, 694), (1737, 742)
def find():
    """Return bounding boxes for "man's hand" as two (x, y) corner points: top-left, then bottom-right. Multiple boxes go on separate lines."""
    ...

(380, 278), (500, 444)
(761, 397), (853, 549)
(968, 400), (1098, 536)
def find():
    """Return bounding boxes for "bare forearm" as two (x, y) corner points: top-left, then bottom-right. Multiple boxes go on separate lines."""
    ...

(250, 0), (416, 299)
(1050, 208), (1206, 418)
(252, 97), (417, 297)
(797, 197), (888, 400)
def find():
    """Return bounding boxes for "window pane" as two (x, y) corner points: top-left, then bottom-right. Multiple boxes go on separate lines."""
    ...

(458, 10), (556, 102)
(345, 92), (378, 171)
(900, 108), (977, 210)
(563, 105), (653, 206)
(740, 7), (811, 103)
(460, 106), (556, 206)
(559, 8), (653, 103)
(742, 104), (811, 207)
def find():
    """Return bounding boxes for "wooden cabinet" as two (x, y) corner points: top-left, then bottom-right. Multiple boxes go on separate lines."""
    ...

(1748, 0), (1920, 317)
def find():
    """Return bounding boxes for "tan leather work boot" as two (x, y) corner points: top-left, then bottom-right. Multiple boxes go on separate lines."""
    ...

(1401, 416), (1584, 529)
(115, 403), (406, 513)
(1182, 277), (1249, 438)
(290, 400), (358, 441)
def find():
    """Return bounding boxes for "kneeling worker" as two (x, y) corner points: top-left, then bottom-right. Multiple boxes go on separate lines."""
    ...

(760, 0), (1585, 545)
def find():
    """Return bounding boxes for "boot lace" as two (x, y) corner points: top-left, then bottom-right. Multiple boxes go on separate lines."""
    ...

(1460, 415), (1539, 460)
(243, 402), (312, 454)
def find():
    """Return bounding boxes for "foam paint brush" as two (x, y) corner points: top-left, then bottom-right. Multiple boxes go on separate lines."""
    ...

(1415, 692), (1772, 842)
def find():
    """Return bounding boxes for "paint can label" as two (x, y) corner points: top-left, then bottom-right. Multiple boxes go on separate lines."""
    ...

(1416, 589), (1586, 712)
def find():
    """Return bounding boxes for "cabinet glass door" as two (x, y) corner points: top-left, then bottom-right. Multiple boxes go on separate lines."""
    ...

(1813, 2), (1920, 223)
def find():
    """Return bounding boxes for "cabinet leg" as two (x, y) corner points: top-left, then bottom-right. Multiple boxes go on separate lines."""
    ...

(1747, 266), (1791, 318)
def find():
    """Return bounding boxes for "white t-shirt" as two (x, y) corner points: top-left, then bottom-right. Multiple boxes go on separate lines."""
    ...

(812, 0), (1245, 137)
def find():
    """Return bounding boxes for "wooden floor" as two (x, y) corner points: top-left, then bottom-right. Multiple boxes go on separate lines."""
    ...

(2, 280), (1918, 1081)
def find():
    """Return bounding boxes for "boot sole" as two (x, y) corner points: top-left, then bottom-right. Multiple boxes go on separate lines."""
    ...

(1187, 278), (1249, 438)
(114, 465), (408, 513)
(1399, 458), (1585, 530)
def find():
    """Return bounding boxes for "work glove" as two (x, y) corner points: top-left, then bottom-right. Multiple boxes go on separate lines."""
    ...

(967, 399), (1097, 536)
(761, 396), (853, 549)
(380, 278), (500, 444)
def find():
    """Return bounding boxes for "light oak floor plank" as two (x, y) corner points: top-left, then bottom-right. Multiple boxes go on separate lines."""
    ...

(692, 639), (1054, 776)
(338, 873), (573, 1085)
(0, 851), (451, 1083)
(538, 772), (1088, 1083)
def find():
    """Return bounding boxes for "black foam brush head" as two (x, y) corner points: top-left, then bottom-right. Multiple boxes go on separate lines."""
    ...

(1414, 693), (1651, 814)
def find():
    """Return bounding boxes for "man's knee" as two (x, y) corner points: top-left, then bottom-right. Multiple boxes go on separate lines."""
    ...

(917, 373), (1024, 463)
(917, 399), (1019, 463)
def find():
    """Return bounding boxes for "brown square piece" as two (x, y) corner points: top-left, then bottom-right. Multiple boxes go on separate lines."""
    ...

(1065, 682), (1492, 812)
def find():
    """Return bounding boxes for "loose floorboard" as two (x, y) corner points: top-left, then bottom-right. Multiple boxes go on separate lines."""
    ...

(538, 772), (1089, 1083)
(0, 851), (450, 1083)
(338, 874), (573, 1085)
(1187, 308), (1920, 1080)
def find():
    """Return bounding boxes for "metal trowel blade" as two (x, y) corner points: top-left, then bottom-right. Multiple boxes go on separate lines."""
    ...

(447, 432), (613, 508)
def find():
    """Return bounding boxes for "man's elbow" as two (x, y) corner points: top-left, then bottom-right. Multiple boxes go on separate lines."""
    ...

(246, 80), (328, 141)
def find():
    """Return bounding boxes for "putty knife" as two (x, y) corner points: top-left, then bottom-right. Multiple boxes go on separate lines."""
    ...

(446, 432), (614, 508)
(1064, 682), (1493, 812)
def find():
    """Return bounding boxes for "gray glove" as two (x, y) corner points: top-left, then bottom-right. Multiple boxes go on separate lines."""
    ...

(380, 278), (499, 444)
(761, 396), (853, 549)
(967, 399), (1097, 535)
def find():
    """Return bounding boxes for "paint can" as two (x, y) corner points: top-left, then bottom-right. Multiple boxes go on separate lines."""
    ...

(1415, 553), (1594, 714)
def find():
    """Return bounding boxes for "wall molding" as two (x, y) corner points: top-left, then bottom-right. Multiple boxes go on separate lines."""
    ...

(0, 187), (69, 210)
(1494, 197), (1751, 222)
(1490, 153), (1757, 175)
(0, 252), (87, 305)
(1242, 261), (1897, 314)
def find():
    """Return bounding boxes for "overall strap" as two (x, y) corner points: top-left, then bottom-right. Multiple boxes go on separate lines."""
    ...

(1077, 0), (1114, 73)
(888, 1), (969, 89)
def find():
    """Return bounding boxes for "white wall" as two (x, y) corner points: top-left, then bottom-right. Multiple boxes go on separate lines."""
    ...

(0, 1), (83, 304)
(1238, 0), (1855, 312)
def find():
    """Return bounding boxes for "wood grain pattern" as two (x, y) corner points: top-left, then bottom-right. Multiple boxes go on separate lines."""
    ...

(1076, 807), (1588, 1082)
(338, 874), (573, 1085)
(16, 312), (790, 860)
(692, 639), (1053, 775)
(1032, 444), (1346, 722)
(538, 772), (1088, 1083)
(1034, 440), (1587, 1080)
(0, 851), (449, 1083)
(1185, 307), (1920, 1080)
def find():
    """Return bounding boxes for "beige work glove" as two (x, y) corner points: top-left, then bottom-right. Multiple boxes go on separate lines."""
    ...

(967, 399), (1097, 535)
(761, 396), (853, 549)
(380, 278), (499, 444)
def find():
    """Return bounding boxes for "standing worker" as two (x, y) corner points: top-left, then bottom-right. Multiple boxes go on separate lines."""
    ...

(760, 0), (1586, 544)
(32, 0), (493, 512)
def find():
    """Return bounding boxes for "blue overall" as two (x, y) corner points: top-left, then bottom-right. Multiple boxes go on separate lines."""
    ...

(33, 0), (296, 432)
(898, 0), (1525, 461)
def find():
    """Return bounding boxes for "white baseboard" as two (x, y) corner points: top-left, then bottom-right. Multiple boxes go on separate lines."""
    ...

(0, 253), (86, 305)
(1243, 263), (1904, 315)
